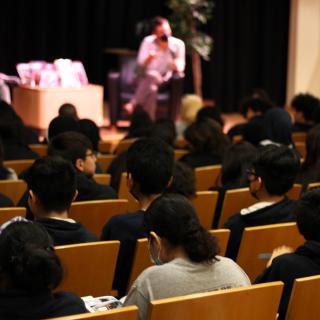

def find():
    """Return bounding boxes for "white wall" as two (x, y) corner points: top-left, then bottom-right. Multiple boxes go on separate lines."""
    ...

(287, 0), (320, 103)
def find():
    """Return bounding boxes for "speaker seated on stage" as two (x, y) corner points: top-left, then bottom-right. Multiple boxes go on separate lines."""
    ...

(107, 16), (185, 125)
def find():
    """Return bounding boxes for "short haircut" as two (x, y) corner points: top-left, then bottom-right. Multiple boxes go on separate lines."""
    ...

(291, 93), (320, 122)
(240, 97), (273, 117)
(58, 103), (78, 120)
(145, 193), (219, 263)
(48, 131), (92, 166)
(0, 221), (63, 291)
(295, 189), (320, 242)
(252, 145), (300, 196)
(24, 156), (77, 212)
(48, 116), (80, 141)
(126, 138), (174, 195)
(150, 119), (177, 146)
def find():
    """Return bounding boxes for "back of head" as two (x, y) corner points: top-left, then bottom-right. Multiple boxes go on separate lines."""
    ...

(221, 141), (257, 188)
(78, 119), (100, 152)
(48, 131), (93, 167)
(253, 145), (300, 196)
(150, 16), (170, 34)
(181, 94), (203, 124)
(127, 108), (153, 138)
(0, 221), (63, 292)
(24, 156), (77, 213)
(196, 106), (224, 127)
(263, 108), (293, 145)
(184, 118), (229, 157)
(165, 161), (196, 198)
(291, 93), (320, 122)
(48, 116), (80, 141)
(240, 96), (273, 118)
(58, 103), (79, 121)
(145, 194), (218, 263)
(294, 189), (320, 242)
(150, 118), (177, 146)
(126, 138), (174, 195)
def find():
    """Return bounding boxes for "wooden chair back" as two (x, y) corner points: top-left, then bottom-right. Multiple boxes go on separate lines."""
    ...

(232, 134), (243, 143)
(0, 180), (27, 205)
(209, 229), (231, 256)
(118, 172), (140, 212)
(114, 139), (136, 155)
(191, 191), (219, 229)
(93, 174), (111, 186)
(96, 155), (116, 172)
(55, 241), (120, 296)
(292, 132), (306, 143)
(174, 149), (189, 161)
(218, 188), (256, 228)
(175, 138), (188, 148)
(69, 200), (128, 237)
(236, 222), (305, 281)
(295, 142), (306, 159)
(0, 207), (26, 225)
(4, 159), (35, 176)
(307, 182), (320, 190)
(49, 306), (138, 320)
(127, 229), (231, 292)
(285, 275), (320, 320)
(29, 144), (48, 157)
(98, 141), (113, 154)
(195, 165), (222, 191)
(287, 184), (302, 200)
(148, 282), (284, 320)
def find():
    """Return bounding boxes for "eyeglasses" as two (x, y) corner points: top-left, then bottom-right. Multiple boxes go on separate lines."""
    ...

(246, 170), (259, 182)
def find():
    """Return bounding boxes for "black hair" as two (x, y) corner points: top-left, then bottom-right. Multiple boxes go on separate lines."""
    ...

(240, 96), (273, 118)
(126, 138), (174, 195)
(294, 189), (320, 242)
(184, 119), (229, 158)
(291, 93), (320, 122)
(150, 16), (168, 33)
(165, 161), (196, 198)
(78, 119), (100, 152)
(252, 145), (300, 196)
(48, 116), (80, 141)
(150, 118), (177, 146)
(0, 221), (63, 291)
(58, 103), (79, 120)
(221, 141), (257, 188)
(126, 107), (153, 139)
(24, 156), (77, 212)
(48, 131), (93, 166)
(196, 106), (224, 127)
(145, 194), (219, 263)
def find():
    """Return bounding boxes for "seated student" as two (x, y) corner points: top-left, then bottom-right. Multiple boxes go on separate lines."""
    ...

(48, 132), (117, 201)
(290, 93), (320, 132)
(101, 138), (174, 297)
(124, 194), (250, 320)
(47, 116), (80, 141)
(150, 118), (177, 147)
(196, 105), (224, 128)
(180, 118), (230, 168)
(58, 103), (79, 121)
(255, 189), (320, 320)
(0, 218), (87, 319)
(79, 119), (101, 153)
(25, 156), (97, 245)
(224, 145), (300, 260)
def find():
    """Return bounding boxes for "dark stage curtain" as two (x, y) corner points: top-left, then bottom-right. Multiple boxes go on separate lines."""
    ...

(0, 0), (290, 113)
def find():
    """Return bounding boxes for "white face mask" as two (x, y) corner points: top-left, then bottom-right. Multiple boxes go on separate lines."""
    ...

(148, 238), (163, 266)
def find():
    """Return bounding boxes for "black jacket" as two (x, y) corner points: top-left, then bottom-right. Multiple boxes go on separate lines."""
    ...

(224, 198), (296, 260)
(0, 289), (87, 319)
(36, 218), (98, 246)
(101, 210), (147, 297)
(255, 241), (320, 320)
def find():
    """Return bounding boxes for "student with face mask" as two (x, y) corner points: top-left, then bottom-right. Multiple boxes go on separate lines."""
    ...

(224, 145), (300, 260)
(124, 194), (250, 320)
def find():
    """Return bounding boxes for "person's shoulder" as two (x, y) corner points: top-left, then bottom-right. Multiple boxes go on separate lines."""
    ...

(224, 212), (242, 227)
(53, 291), (87, 313)
(170, 36), (184, 46)
(214, 256), (250, 282)
(142, 35), (156, 44)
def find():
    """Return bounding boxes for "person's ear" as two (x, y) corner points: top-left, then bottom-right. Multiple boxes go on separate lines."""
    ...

(28, 190), (36, 204)
(167, 176), (174, 188)
(149, 231), (161, 249)
(75, 158), (84, 172)
(72, 190), (78, 202)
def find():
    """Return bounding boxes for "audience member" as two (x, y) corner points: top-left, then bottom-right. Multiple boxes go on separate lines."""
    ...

(196, 106), (224, 128)
(180, 118), (230, 168)
(150, 118), (176, 147)
(255, 189), (320, 319)
(78, 119), (101, 153)
(101, 138), (174, 296)
(290, 93), (320, 132)
(124, 194), (250, 320)
(25, 157), (97, 245)
(47, 116), (80, 141)
(0, 218), (87, 318)
(58, 103), (79, 121)
(224, 145), (300, 259)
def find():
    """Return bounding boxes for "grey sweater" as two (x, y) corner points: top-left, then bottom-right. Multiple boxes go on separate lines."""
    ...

(124, 257), (250, 320)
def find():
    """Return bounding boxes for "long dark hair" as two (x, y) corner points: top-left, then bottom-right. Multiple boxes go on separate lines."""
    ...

(145, 194), (219, 263)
